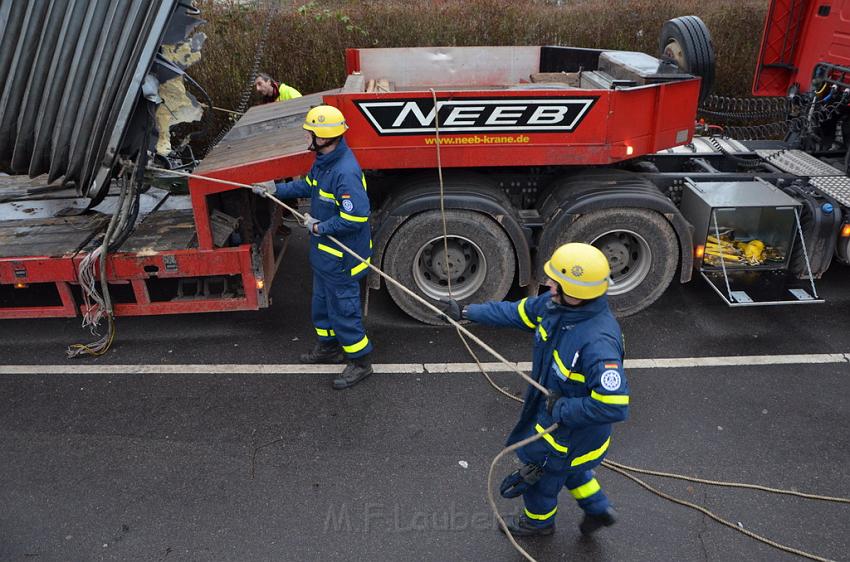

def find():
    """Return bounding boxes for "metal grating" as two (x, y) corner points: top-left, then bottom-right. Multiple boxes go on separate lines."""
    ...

(755, 149), (845, 176)
(809, 177), (850, 207)
(0, 0), (183, 200)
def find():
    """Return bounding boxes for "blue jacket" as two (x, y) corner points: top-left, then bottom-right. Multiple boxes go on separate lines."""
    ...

(466, 295), (629, 472)
(274, 138), (371, 280)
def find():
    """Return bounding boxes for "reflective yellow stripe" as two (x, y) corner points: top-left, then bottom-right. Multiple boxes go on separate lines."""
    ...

(306, 176), (317, 186)
(340, 211), (368, 222)
(342, 335), (369, 354)
(591, 390), (629, 405)
(569, 478), (601, 499)
(361, 173), (367, 190)
(535, 423), (568, 453)
(517, 298), (535, 329)
(552, 350), (585, 383)
(315, 327), (336, 337)
(571, 437), (611, 467)
(319, 188), (336, 201)
(370, 239), (373, 249)
(351, 258), (370, 276)
(317, 243), (343, 258)
(537, 324), (548, 341)
(524, 506), (557, 521)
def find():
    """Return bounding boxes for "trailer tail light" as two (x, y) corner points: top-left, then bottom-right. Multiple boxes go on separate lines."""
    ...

(256, 279), (265, 290)
(695, 244), (705, 259)
(841, 224), (850, 238)
(625, 145), (634, 156)
(14, 282), (28, 289)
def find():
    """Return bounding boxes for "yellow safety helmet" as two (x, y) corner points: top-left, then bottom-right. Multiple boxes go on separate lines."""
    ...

(543, 243), (612, 300)
(303, 105), (349, 138)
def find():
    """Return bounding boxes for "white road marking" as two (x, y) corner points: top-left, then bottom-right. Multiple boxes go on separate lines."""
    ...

(0, 354), (847, 375)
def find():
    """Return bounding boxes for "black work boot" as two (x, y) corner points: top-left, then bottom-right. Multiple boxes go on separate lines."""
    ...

(579, 507), (617, 535)
(300, 341), (344, 364)
(498, 514), (555, 537)
(332, 354), (373, 389)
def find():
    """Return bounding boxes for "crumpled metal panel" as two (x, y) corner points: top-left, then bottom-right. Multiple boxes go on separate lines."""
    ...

(0, 0), (198, 200)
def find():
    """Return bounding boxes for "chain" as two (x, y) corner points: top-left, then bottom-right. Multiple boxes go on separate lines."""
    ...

(203, 0), (275, 155)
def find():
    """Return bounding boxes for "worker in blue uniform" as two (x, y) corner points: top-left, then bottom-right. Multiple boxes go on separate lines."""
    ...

(438, 243), (629, 536)
(252, 105), (373, 389)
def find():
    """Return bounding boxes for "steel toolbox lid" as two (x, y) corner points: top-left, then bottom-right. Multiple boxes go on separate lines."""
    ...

(684, 179), (802, 209)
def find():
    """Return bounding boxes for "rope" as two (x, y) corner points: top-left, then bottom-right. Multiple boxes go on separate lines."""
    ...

(201, 103), (245, 116)
(601, 460), (850, 504)
(427, 88), (548, 559)
(144, 167), (549, 396)
(602, 463), (836, 562)
(429, 88), (524, 404)
(145, 167), (849, 562)
(486, 424), (559, 562)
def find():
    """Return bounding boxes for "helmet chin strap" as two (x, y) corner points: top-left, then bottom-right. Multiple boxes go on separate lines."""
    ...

(307, 132), (320, 152)
(308, 133), (341, 153)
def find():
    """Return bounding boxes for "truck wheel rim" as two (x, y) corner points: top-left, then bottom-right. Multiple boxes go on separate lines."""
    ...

(413, 235), (488, 300)
(663, 39), (687, 71)
(590, 229), (652, 296)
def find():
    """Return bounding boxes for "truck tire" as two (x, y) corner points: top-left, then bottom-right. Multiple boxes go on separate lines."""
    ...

(659, 15), (715, 104)
(550, 208), (678, 317)
(383, 209), (516, 324)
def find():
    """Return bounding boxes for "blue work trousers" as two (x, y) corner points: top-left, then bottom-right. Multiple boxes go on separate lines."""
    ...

(522, 468), (611, 528)
(311, 272), (372, 358)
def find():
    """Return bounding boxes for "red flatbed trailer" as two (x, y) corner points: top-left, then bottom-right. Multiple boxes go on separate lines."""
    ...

(2, 43), (703, 321)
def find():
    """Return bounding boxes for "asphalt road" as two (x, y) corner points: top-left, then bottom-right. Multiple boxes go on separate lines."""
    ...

(1, 232), (849, 562)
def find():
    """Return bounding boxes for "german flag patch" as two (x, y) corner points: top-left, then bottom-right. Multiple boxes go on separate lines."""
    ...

(341, 193), (351, 199)
(604, 362), (619, 369)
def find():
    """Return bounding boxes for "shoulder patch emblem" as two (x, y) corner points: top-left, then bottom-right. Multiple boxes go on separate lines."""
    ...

(342, 199), (354, 212)
(600, 370), (621, 391)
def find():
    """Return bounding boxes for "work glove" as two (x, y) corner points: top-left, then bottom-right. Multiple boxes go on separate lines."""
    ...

(546, 390), (563, 418)
(251, 180), (276, 197)
(302, 213), (320, 235)
(436, 298), (464, 322)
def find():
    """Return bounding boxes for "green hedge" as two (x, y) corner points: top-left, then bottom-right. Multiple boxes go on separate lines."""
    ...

(190, 0), (768, 149)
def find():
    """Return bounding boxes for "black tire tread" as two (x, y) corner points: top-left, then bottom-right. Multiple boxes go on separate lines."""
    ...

(659, 15), (715, 103)
(383, 209), (516, 324)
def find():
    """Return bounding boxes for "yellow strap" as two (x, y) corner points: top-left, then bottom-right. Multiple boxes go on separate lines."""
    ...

(340, 211), (368, 223)
(571, 437), (611, 467)
(315, 327), (336, 337)
(552, 350), (585, 383)
(342, 335), (369, 354)
(517, 298), (536, 329)
(317, 243), (343, 258)
(591, 390), (629, 405)
(351, 258), (370, 276)
(537, 324), (548, 341)
(524, 506), (557, 521)
(535, 423), (568, 453)
(569, 478), (601, 499)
